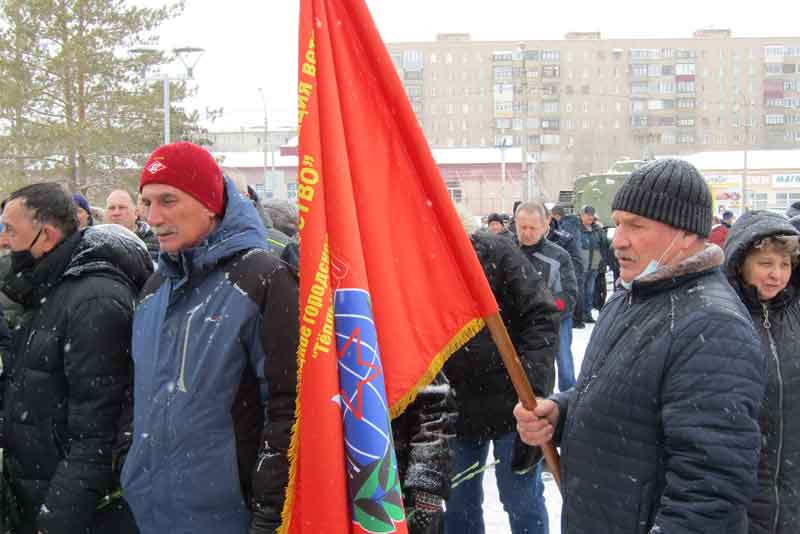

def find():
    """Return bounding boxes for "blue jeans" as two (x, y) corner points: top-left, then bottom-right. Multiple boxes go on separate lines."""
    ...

(557, 315), (576, 391)
(582, 269), (598, 319)
(445, 432), (548, 534)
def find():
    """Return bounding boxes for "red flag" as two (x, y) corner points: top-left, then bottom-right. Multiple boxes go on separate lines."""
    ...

(283, 0), (498, 532)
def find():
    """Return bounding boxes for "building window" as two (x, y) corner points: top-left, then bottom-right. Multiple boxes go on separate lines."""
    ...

(631, 64), (648, 77)
(526, 118), (540, 129)
(542, 65), (560, 78)
(677, 98), (696, 109)
(765, 63), (783, 75)
(676, 80), (695, 93)
(676, 63), (696, 75)
(745, 192), (768, 210)
(766, 114), (786, 125)
(677, 117), (695, 127)
(446, 181), (463, 202)
(647, 64), (661, 77)
(287, 183), (298, 200)
(541, 50), (560, 62)
(541, 134), (561, 145)
(430, 53), (438, 64)
(541, 119), (560, 130)
(493, 65), (513, 81)
(543, 101), (559, 114)
(776, 192), (800, 208)
(677, 133), (695, 144)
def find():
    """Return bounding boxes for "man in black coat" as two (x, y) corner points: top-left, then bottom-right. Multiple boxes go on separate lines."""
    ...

(516, 201), (578, 393)
(515, 159), (766, 534)
(0, 183), (152, 534)
(105, 189), (160, 264)
(443, 230), (559, 534)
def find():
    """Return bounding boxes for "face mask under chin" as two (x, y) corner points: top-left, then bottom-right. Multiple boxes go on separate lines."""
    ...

(620, 231), (684, 290)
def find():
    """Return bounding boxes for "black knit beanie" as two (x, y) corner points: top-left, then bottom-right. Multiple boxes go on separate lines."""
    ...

(611, 159), (712, 238)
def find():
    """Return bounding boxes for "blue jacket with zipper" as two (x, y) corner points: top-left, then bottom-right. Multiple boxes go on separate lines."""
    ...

(121, 179), (298, 534)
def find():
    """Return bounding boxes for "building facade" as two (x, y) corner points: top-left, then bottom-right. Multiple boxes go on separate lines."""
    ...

(386, 30), (800, 196)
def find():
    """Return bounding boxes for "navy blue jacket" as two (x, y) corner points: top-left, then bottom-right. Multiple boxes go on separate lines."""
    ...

(121, 179), (299, 534)
(551, 245), (765, 534)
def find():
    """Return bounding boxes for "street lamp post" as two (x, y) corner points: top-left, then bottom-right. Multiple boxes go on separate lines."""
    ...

(499, 137), (508, 213)
(131, 46), (205, 145)
(257, 88), (273, 197)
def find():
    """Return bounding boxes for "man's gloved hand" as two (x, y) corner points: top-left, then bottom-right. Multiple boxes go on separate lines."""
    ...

(406, 490), (444, 534)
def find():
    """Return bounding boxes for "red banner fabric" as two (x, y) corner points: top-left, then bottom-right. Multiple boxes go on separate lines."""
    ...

(282, 0), (498, 532)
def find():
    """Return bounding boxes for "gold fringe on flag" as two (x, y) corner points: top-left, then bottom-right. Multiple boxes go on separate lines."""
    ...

(389, 317), (485, 420)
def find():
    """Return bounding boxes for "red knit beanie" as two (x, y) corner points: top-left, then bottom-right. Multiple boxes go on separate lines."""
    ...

(140, 142), (224, 216)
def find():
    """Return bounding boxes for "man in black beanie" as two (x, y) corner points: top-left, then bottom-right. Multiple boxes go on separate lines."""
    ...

(514, 158), (766, 533)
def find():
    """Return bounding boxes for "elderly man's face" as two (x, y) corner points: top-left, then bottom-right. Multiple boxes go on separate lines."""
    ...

(105, 190), (138, 231)
(611, 210), (686, 283)
(515, 209), (549, 247)
(140, 183), (217, 254)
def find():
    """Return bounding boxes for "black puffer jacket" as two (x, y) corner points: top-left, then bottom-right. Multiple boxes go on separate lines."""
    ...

(551, 245), (765, 534)
(0, 226), (152, 533)
(135, 219), (160, 264)
(444, 232), (559, 440)
(724, 211), (800, 534)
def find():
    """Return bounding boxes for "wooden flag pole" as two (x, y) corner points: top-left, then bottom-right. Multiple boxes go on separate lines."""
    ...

(484, 312), (562, 488)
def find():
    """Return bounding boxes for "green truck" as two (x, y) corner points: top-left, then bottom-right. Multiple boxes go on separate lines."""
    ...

(559, 159), (648, 228)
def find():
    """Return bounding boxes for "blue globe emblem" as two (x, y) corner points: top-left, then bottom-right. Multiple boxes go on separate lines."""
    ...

(331, 288), (406, 532)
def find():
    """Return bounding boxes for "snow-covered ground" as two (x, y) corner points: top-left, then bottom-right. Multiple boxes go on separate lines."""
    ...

(482, 321), (596, 533)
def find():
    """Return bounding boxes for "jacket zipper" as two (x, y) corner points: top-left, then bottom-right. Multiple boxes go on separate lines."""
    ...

(762, 303), (783, 534)
(177, 304), (203, 393)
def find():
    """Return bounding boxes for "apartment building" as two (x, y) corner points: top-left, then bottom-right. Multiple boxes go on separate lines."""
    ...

(387, 30), (800, 197)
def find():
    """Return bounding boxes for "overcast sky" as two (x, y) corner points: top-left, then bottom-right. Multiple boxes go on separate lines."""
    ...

(144, 0), (800, 131)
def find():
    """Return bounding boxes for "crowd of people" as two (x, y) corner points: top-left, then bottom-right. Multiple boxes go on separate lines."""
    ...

(0, 145), (798, 534)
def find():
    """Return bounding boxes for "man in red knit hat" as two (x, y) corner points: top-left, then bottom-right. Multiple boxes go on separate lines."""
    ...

(120, 142), (299, 534)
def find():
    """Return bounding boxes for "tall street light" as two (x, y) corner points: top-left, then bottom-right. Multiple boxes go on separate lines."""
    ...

(131, 46), (205, 145)
(257, 87), (274, 197)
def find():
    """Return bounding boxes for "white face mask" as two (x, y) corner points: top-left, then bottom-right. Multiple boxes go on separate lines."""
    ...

(620, 230), (683, 290)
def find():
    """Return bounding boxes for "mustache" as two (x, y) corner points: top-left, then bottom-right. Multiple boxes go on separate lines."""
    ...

(614, 250), (637, 263)
(152, 225), (178, 237)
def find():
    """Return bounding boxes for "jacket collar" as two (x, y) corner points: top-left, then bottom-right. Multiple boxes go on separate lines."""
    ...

(629, 244), (724, 298)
